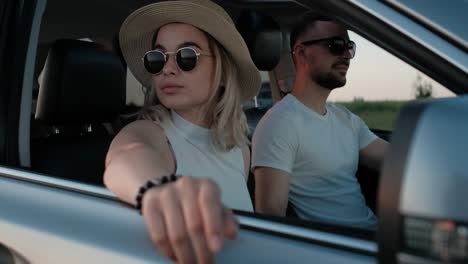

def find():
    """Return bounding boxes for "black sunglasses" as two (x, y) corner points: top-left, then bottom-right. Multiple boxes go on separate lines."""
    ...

(300, 37), (356, 58)
(143, 47), (211, 75)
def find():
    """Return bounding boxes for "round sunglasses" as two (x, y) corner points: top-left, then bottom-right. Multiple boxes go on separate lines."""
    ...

(143, 47), (211, 75)
(299, 37), (356, 58)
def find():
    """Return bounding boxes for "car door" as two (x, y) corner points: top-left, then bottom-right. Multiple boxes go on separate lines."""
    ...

(0, 0), (376, 262)
(1, 0), (466, 263)
(0, 170), (377, 263)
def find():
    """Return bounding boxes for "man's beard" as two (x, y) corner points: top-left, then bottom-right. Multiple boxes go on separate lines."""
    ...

(314, 71), (347, 90)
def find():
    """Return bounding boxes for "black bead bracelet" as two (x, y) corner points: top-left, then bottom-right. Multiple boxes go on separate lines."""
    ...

(136, 174), (179, 214)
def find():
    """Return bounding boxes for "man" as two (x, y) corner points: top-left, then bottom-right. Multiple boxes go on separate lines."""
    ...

(251, 12), (388, 230)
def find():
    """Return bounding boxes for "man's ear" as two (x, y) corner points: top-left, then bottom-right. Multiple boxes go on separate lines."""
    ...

(294, 46), (308, 64)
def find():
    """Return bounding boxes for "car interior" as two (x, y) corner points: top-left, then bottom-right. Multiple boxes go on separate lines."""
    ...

(27, 0), (387, 223)
(31, 39), (126, 185)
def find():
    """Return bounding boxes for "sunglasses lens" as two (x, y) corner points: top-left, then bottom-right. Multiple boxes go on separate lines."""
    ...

(176, 48), (198, 71)
(144, 51), (166, 74)
(329, 39), (346, 56)
(348, 41), (356, 58)
(329, 39), (356, 58)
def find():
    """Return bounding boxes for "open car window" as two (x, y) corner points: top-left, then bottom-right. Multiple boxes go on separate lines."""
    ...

(0, 3), (466, 263)
(329, 32), (455, 131)
(27, 0), (465, 230)
(25, 0), (382, 238)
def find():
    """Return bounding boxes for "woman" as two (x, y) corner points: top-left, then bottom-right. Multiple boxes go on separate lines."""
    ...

(103, 0), (261, 263)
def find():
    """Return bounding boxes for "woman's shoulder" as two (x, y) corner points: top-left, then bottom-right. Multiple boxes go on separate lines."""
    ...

(122, 119), (164, 134)
(105, 119), (170, 167)
(115, 119), (168, 149)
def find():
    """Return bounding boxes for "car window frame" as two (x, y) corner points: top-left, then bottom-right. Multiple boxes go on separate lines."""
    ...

(383, 0), (468, 51)
(294, 0), (467, 95)
(0, 0), (42, 167)
(4, 0), (466, 258)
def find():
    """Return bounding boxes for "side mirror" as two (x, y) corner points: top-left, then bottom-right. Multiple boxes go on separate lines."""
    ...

(378, 96), (468, 263)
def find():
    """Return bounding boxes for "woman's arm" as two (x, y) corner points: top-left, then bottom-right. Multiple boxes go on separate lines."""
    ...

(103, 120), (238, 263)
(104, 120), (175, 205)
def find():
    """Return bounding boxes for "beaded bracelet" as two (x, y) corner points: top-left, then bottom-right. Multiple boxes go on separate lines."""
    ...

(136, 174), (179, 215)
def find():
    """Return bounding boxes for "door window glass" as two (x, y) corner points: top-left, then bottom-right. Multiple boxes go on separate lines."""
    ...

(330, 32), (455, 131)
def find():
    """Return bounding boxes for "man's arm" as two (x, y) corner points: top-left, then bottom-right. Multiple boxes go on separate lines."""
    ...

(254, 167), (290, 216)
(359, 138), (388, 171)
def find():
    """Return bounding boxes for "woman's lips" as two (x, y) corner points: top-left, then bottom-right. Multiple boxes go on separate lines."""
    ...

(160, 84), (183, 94)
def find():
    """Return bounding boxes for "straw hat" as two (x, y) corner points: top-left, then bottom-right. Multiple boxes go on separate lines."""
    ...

(119, 0), (261, 101)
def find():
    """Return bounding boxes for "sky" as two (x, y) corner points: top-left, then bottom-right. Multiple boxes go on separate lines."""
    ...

(327, 32), (455, 102)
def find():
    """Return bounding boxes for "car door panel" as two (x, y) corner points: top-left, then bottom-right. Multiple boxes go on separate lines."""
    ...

(0, 170), (376, 264)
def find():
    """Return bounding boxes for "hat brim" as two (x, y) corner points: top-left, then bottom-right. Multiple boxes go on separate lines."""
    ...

(119, 1), (261, 101)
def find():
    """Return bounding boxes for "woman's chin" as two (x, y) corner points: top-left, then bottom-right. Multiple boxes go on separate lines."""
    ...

(159, 98), (191, 111)
(159, 95), (210, 112)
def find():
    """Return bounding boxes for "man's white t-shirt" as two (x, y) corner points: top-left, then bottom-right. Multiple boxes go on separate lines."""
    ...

(252, 94), (378, 229)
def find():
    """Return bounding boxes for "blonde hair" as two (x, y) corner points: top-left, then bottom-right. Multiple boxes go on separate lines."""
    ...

(138, 32), (249, 151)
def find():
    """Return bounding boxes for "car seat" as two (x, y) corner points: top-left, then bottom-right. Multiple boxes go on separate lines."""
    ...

(31, 39), (126, 186)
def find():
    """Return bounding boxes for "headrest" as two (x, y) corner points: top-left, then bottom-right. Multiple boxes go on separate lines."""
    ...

(236, 10), (282, 71)
(36, 39), (126, 125)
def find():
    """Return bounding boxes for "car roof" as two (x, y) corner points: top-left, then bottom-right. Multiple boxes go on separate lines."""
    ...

(34, 0), (306, 85)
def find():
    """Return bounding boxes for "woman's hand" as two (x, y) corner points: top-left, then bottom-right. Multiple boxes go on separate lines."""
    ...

(142, 176), (239, 264)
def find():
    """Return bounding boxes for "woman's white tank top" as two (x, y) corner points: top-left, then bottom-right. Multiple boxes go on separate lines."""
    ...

(161, 110), (253, 211)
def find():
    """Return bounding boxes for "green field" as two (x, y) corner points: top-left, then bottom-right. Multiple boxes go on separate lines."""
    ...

(337, 101), (409, 131)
